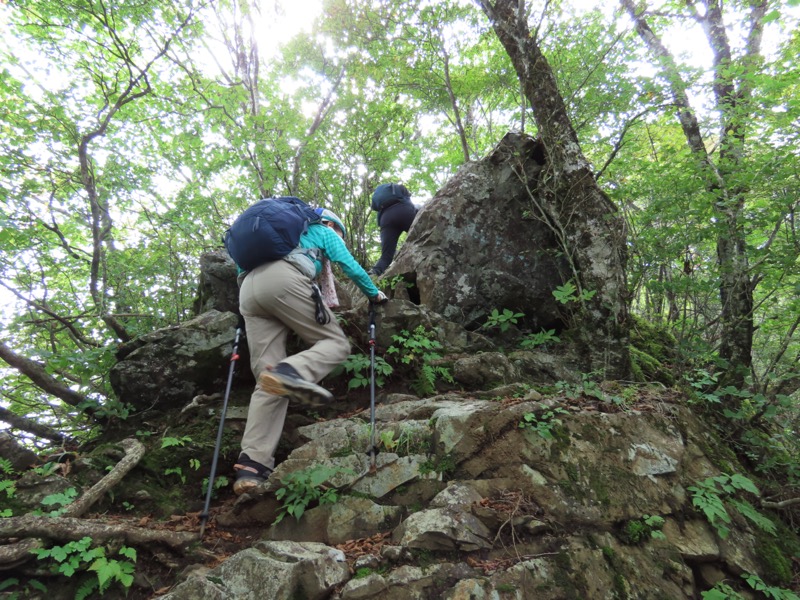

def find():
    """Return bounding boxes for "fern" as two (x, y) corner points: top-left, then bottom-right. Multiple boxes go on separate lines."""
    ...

(388, 326), (452, 395)
(728, 499), (776, 535)
(687, 480), (732, 538)
(687, 473), (771, 540)
(0, 457), (14, 476)
(743, 573), (800, 600)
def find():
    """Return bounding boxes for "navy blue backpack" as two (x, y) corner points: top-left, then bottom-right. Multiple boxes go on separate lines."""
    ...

(223, 197), (320, 271)
(371, 183), (411, 212)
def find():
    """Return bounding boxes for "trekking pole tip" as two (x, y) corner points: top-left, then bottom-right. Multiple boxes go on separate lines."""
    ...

(199, 519), (207, 539)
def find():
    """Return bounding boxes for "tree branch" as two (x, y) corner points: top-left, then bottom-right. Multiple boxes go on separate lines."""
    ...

(0, 342), (92, 411)
(0, 406), (75, 446)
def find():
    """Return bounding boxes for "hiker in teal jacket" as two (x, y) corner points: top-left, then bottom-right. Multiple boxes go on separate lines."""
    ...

(234, 209), (387, 495)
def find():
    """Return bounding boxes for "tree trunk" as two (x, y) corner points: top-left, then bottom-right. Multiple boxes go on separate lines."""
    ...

(620, 0), (765, 388)
(477, 0), (630, 379)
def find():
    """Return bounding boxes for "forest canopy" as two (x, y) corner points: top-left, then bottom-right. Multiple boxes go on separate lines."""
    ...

(1, 0), (799, 459)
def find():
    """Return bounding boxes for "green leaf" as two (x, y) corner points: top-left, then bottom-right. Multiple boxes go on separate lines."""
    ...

(729, 499), (776, 535)
(728, 473), (759, 495)
(119, 546), (137, 561)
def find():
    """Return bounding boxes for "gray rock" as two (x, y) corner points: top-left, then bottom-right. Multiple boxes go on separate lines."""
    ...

(110, 310), (239, 410)
(161, 541), (349, 600)
(383, 134), (568, 333)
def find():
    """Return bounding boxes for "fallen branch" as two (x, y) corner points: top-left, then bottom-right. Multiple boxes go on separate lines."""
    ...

(0, 515), (197, 551)
(761, 497), (800, 510)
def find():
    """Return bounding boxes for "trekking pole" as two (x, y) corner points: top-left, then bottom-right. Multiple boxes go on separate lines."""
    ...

(367, 302), (379, 474)
(199, 320), (243, 538)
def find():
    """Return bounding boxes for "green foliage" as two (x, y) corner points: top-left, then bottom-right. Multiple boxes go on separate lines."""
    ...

(164, 467), (186, 484)
(92, 399), (132, 421)
(482, 308), (524, 332)
(383, 275), (407, 291)
(275, 465), (351, 524)
(30, 537), (136, 597)
(702, 575), (800, 600)
(552, 282), (596, 304)
(377, 426), (429, 456)
(33, 488), (78, 517)
(519, 329), (561, 349)
(161, 435), (193, 449)
(387, 326), (453, 396)
(741, 573), (800, 600)
(702, 582), (745, 600)
(335, 353), (393, 390)
(555, 375), (633, 408)
(0, 458), (16, 477)
(32, 462), (62, 477)
(728, 499), (777, 536)
(621, 514), (666, 544)
(418, 453), (458, 478)
(687, 474), (772, 539)
(0, 577), (47, 597)
(0, 457), (15, 516)
(201, 475), (229, 499)
(519, 408), (569, 440)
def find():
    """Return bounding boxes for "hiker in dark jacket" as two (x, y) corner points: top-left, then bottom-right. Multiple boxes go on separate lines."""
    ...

(233, 209), (387, 495)
(368, 183), (417, 276)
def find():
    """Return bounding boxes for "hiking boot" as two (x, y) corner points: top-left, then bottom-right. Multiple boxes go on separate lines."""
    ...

(258, 363), (334, 410)
(233, 453), (272, 496)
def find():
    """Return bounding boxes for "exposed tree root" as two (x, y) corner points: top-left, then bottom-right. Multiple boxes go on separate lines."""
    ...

(0, 437), (197, 571)
(0, 515), (196, 551)
(64, 438), (145, 518)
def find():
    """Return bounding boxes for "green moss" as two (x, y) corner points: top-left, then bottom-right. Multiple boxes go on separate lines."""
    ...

(755, 522), (800, 587)
(629, 347), (675, 386)
(565, 463), (579, 483)
(551, 552), (590, 598)
(587, 469), (611, 506)
(629, 316), (678, 363)
(693, 434), (741, 475)
(330, 445), (354, 458)
(580, 423), (603, 442)
(612, 574), (632, 600)
(628, 316), (678, 386)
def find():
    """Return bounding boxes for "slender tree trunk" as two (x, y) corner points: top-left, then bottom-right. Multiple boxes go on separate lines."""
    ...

(441, 47), (472, 162)
(477, 0), (630, 379)
(620, 0), (766, 388)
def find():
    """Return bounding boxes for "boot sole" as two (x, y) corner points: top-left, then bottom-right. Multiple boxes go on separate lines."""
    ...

(233, 476), (264, 496)
(258, 372), (334, 409)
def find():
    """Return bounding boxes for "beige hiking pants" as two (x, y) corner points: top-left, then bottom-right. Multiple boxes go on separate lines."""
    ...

(238, 260), (350, 468)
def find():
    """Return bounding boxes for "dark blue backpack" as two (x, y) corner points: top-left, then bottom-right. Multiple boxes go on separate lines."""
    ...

(371, 183), (411, 212)
(223, 197), (320, 271)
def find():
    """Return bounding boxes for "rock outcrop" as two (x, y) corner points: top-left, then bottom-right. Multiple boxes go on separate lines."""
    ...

(160, 394), (792, 599)
(385, 133), (569, 333)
